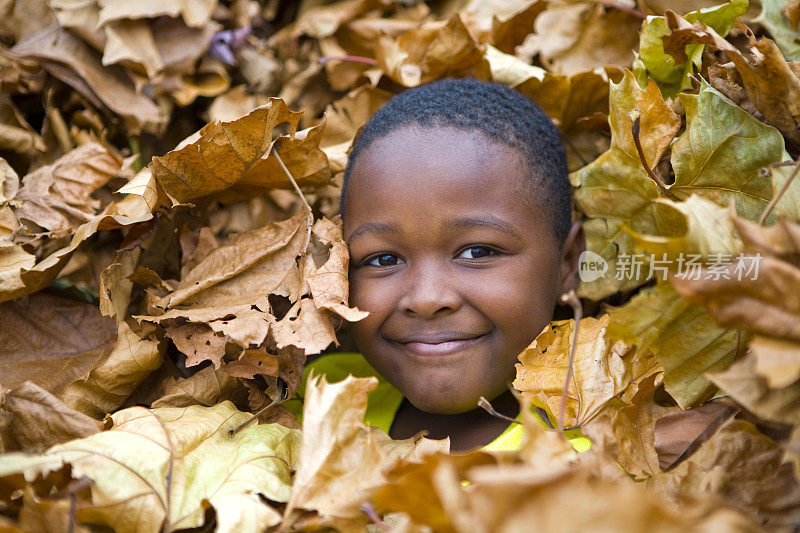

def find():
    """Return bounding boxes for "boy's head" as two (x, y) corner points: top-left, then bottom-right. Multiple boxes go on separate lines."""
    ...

(341, 78), (582, 414)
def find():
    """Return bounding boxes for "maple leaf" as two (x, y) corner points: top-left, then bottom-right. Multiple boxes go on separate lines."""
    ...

(513, 314), (660, 427)
(570, 69), (680, 299)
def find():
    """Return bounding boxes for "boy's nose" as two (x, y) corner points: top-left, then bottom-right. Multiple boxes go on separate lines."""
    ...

(398, 264), (461, 318)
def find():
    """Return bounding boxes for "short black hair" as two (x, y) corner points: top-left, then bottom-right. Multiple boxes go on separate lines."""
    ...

(341, 78), (571, 247)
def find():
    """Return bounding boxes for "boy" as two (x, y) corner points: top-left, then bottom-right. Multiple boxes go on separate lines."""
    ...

(292, 78), (584, 452)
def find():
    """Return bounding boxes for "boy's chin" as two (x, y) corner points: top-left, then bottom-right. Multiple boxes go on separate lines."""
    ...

(403, 391), (487, 415)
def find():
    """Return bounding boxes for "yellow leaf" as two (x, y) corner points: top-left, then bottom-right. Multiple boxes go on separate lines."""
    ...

(513, 314), (659, 427)
(0, 401), (301, 533)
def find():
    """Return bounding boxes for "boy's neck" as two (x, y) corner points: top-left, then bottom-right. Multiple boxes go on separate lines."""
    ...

(388, 389), (521, 452)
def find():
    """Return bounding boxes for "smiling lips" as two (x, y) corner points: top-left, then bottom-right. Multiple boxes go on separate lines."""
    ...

(391, 332), (488, 357)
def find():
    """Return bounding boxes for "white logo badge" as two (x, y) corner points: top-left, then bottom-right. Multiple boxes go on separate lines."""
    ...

(578, 250), (608, 282)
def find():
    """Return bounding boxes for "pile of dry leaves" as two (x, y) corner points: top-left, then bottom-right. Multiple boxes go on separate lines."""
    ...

(0, 0), (799, 531)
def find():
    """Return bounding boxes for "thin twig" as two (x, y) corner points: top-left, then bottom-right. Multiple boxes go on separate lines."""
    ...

(360, 502), (390, 531)
(229, 380), (287, 436)
(478, 396), (521, 425)
(759, 157), (800, 225)
(68, 492), (76, 533)
(319, 55), (378, 66)
(558, 290), (583, 436)
(632, 115), (669, 192)
(273, 148), (314, 246)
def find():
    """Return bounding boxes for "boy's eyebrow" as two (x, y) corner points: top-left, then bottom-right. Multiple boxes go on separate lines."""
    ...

(347, 221), (402, 241)
(446, 216), (523, 240)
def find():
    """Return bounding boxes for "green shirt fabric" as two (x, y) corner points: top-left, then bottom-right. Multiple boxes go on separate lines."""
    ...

(284, 352), (590, 453)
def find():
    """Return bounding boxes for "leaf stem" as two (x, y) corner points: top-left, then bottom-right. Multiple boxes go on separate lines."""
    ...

(228, 380), (287, 436)
(632, 115), (670, 193)
(273, 148), (314, 246)
(478, 396), (521, 425)
(361, 502), (390, 531)
(759, 157), (800, 225)
(558, 290), (583, 436)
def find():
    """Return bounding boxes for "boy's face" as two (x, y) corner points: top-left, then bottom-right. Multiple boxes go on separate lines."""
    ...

(343, 125), (578, 414)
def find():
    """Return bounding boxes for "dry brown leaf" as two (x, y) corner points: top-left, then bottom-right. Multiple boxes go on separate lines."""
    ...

(464, 462), (753, 533)
(0, 0), (56, 42)
(139, 210), (307, 365)
(513, 314), (659, 427)
(285, 373), (446, 529)
(149, 99), (331, 203)
(654, 400), (738, 472)
(373, 452), (496, 533)
(584, 374), (677, 480)
(375, 14), (491, 87)
(608, 282), (750, 408)
(12, 142), (132, 237)
(749, 334), (800, 389)
(0, 401), (300, 533)
(97, 0), (218, 29)
(141, 212), (364, 376)
(102, 19), (163, 78)
(60, 321), (164, 419)
(151, 365), (247, 408)
(708, 352), (800, 425)
(207, 85), (271, 123)
(269, 0), (384, 44)
(0, 292), (117, 395)
(321, 84), (393, 149)
(519, 2), (640, 75)
(223, 346), (280, 379)
(0, 95), (46, 157)
(7, 25), (161, 133)
(515, 67), (611, 132)
(785, 0), (800, 30)
(0, 211), (153, 303)
(671, 215), (800, 342)
(12, 483), (92, 533)
(490, 0), (549, 54)
(0, 381), (103, 452)
(651, 418), (800, 529)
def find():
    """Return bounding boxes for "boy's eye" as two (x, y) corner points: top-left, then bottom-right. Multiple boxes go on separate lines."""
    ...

(366, 253), (405, 267)
(458, 246), (498, 260)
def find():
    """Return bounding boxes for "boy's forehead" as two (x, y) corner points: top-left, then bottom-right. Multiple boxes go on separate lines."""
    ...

(347, 126), (527, 195)
(342, 126), (555, 242)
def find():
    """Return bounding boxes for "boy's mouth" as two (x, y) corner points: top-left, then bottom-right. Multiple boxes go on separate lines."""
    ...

(389, 331), (489, 357)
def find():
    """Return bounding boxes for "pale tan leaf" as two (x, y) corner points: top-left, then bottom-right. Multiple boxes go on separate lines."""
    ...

(151, 365), (247, 408)
(0, 401), (301, 533)
(60, 322), (164, 418)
